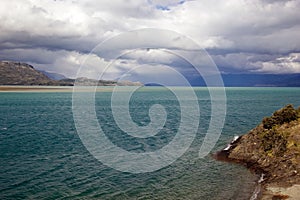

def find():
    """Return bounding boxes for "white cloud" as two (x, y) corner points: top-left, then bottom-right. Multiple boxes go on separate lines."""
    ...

(121, 49), (176, 65)
(0, 0), (88, 36)
(251, 53), (300, 73)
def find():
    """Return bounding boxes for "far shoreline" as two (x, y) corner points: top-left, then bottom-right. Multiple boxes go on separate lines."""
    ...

(0, 85), (73, 92)
(0, 85), (123, 92)
(1, 86), (300, 93)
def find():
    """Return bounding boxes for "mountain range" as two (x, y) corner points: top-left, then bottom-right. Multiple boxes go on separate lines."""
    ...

(186, 73), (300, 87)
(0, 61), (142, 86)
(1, 61), (299, 87)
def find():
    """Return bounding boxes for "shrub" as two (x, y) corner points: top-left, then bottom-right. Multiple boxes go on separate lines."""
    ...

(262, 117), (275, 129)
(261, 129), (287, 156)
(262, 104), (297, 129)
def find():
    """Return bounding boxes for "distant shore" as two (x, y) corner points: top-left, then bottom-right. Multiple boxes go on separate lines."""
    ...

(0, 85), (148, 92)
(0, 86), (73, 92)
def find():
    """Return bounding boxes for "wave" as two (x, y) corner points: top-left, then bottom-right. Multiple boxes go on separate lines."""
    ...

(223, 135), (240, 151)
(250, 173), (265, 200)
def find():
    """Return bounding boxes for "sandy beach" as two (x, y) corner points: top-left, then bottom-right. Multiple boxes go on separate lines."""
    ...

(0, 86), (73, 92)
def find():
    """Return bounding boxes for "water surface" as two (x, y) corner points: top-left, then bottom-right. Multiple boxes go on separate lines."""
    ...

(1, 87), (300, 199)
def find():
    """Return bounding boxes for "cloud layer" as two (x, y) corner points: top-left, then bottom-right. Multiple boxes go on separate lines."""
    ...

(0, 0), (300, 80)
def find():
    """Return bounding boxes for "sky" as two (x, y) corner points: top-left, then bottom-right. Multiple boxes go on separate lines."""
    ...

(0, 0), (300, 82)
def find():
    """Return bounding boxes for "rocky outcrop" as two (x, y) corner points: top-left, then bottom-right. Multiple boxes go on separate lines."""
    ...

(216, 104), (300, 186)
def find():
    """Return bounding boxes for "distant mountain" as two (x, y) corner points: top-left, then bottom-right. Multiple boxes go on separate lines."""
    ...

(0, 61), (143, 86)
(38, 70), (67, 80)
(188, 73), (300, 87)
(222, 74), (300, 87)
(2, 61), (298, 87)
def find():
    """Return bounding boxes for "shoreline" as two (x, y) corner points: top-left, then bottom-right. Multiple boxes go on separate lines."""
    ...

(213, 136), (264, 200)
(0, 86), (117, 92)
(261, 184), (300, 200)
(0, 86), (73, 92)
(214, 136), (300, 199)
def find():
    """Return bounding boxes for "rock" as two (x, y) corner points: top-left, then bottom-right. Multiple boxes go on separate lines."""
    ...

(216, 104), (300, 186)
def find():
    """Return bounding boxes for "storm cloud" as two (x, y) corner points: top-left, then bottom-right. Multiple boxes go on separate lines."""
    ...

(0, 0), (300, 80)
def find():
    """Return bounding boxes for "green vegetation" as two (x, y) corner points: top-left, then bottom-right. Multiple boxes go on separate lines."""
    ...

(260, 105), (300, 156)
(260, 128), (288, 156)
(262, 104), (298, 129)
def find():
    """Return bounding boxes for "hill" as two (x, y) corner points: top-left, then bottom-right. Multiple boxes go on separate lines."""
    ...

(0, 61), (143, 86)
(0, 61), (56, 85)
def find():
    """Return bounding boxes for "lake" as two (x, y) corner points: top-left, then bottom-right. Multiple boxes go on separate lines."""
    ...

(1, 87), (300, 199)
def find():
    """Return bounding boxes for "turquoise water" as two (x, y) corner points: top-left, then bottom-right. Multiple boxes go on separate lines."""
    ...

(1, 87), (300, 199)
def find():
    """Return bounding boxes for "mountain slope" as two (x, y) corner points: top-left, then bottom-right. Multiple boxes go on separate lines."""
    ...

(0, 61), (55, 85)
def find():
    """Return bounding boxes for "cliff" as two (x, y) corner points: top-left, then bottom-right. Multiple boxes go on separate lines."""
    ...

(216, 105), (300, 186)
(215, 104), (300, 199)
